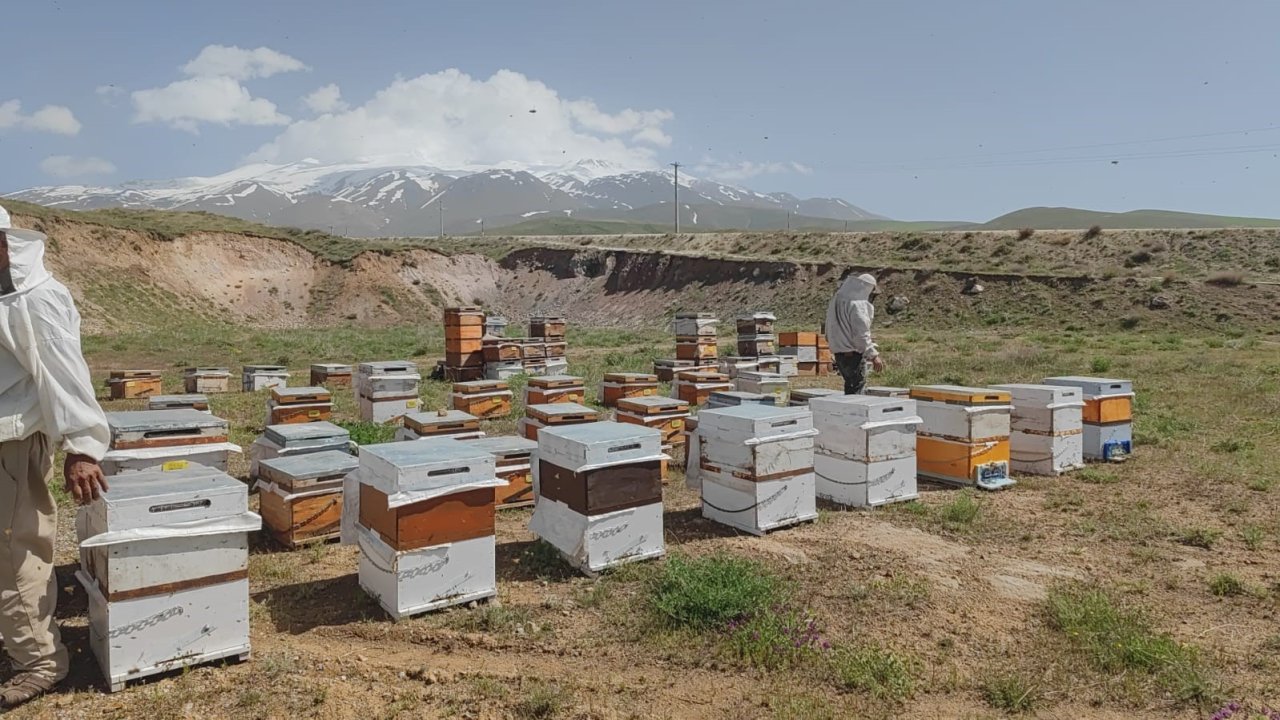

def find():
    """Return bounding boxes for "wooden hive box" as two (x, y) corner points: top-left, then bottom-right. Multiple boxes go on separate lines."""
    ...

(600, 372), (659, 407)
(482, 339), (522, 363)
(445, 347), (484, 368)
(736, 335), (777, 357)
(545, 340), (568, 358)
(616, 396), (690, 446)
(147, 394), (210, 413)
(257, 450), (357, 547)
(106, 410), (229, 451)
(675, 337), (719, 361)
(458, 435), (538, 509)
(402, 409), (482, 438)
(521, 341), (547, 360)
(443, 307), (485, 328)
(778, 331), (818, 347)
(521, 402), (600, 441)
(735, 313), (776, 336)
(310, 363), (353, 387)
(107, 370), (163, 400)
(672, 313), (718, 337)
(183, 367), (231, 394)
(450, 380), (513, 419)
(529, 316), (566, 338)
(524, 375), (586, 406)
(444, 366), (486, 383)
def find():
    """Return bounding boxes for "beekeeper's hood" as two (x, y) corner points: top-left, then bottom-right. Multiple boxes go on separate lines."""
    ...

(835, 273), (877, 303)
(0, 204), (53, 298)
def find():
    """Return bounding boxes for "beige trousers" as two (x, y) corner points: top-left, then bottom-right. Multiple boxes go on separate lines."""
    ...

(0, 433), (69, 681)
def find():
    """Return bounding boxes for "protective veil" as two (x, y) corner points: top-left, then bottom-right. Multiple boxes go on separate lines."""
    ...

(824, 273), (880, 359)
(0, 206), (110, 460)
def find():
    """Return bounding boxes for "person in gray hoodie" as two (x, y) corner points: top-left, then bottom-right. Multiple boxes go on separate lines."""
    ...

(824, 272), (884, 394)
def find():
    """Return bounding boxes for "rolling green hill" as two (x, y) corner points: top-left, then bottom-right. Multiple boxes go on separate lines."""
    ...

(977, 206), (1280, 230)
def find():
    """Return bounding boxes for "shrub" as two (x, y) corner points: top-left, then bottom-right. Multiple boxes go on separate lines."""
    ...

(336, 420), (398, 446)
(1178, 527), (1223, 550)
(938, 492), (981, 529)
(1125, 250), (1153, 267)
(1083, 224), (1103, 239)
(1120, 316), (1141, 330)
(1090, 356), (1113, 373)
(1208, 574), (1245, 597)
(648, 554), (783, 631)
(1016, 227), (1036, 240)
(828, 645), (915, 701)
(514, 680), (566, 720)
(982, 673), (1041, 713)
(1206, 271), (1246, 287)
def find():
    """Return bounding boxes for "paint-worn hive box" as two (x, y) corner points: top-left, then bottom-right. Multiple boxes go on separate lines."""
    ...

(483, 339), (522, 363)
(147, 394), (210, 413)
(484, 360), (524, 381)
(250, 421), (351, 479)
(530, 422), (666, 574)
(356, 361), (419, 395)
(672, 370), (734, 407)
(267, 386), (334, 425)
(776, 356), (799, 378)
(102, 410), (240, 476)
(780, 346), (819, 363)
(756, 357), (783, 375)
(676, 336), (719, 361)
(520, 402), (600, 441)
(696, 404), (818, 535)
(522, 358), (549, 377)
(107, 370), (163, 400)
(616, 396), (691, 447)
(654, 359), (710, 383)
(398, 410), (484, 441)
(600, 372), (659, 407)
(718, 356), (762, 378)
(706, 391), (777, 410)
(310, 363), (353, 388)
(241, 365), (289, 393)
(991, 384), (1086, 475)
(352, 439), (502, 619)
(736, 334), (777, 357)
(789, 388), (841, 407)
(184, 367), (231, 394)
(672, 313), (718, 337)
(257, 450), (358, 547)
(519, 341), (548, 361)
(810, 395), (921, 507)
(734, 371), (790, 406)
(484, 316), (508, 338)
(910, 385), (1014, 490)
(446, 366), (487, 383)
(736, 313), (777, 336)
(545, 340), (568, 359)
(459, 436), (538, 509)
(524, 375), (586, 406)
(75, 466), (259, 692)
(866, 386), (911, 398)
(451, 380), (513, 419)
(1042, 376), (1134, 461)
(778, 332), (818, 348)
(530, 316), (567, 339)
(444, 308), (486, 342)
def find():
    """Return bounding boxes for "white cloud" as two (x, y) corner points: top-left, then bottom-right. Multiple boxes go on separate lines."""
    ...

(40, 155), (117, 178)
(132, 45), (305, 132)
(303, 84), (349, 115)
(692, 159), (813, 182)
(182, 44), (308, 80)
(249, 68), (675, 171)
(0, 99), (82, 135)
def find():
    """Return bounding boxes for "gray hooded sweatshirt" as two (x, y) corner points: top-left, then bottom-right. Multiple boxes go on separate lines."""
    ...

(824, 273), (880, 359)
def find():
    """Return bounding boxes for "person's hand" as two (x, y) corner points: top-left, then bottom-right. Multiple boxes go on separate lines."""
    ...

(871, 356), (886, 372)
(64, 454), (108, 505)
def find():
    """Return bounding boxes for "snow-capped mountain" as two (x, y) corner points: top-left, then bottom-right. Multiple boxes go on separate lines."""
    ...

(5, 159), (887, 235)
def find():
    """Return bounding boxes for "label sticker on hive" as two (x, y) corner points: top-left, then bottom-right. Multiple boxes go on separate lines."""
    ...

(161, 460), (189, 472)
(975, 461), (1012, 490)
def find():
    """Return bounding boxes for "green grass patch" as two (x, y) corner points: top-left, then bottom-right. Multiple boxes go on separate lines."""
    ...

(937, 491), (982, 530)
(513, 680), (567, 720)
(1177, 526), (1223, 550)
(982, 673), (1042, 713)
(647, 553), (784, 631)
(336, 420), (398, 446)
(1207, 574), (1246, 597)
(827, 645), (915, 702)
(1241, 525), (1266, 551)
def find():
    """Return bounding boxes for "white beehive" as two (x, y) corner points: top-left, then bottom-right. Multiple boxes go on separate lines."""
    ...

(75, 466), (260, 692)
(991, 384), (1086, 475)
(809, 395), (921, 507)
(672, 313), (718, 337)
(775, 356), (799, 378)
(101, 410), (240, 476)
(789, 388), (841, 406)
(734, 371), (790, 405)
(485, 360), (524, 380)
(1043, 376), (1135, 461)
(241, 365), (289, 392)
(146, 394), (210, 413)
(706, 390), (777, 410)
(249, 422), (351, 478)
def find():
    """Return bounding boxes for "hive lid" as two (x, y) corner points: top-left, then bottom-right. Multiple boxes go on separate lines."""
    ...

(107, 409), (226, 434)
(618, 395), (690, 414)
(865, 386), (911, 397)
(452, 380), (509, 394)
(242, 364), (287, 373)
(258, 450), (358, 483)
(809, 394), (920, 423)
(458, 435), (538, 456)
(737, 371), (787, 382)
(528, 375), (584, 388)
(402, 409), (480, 430)
(84, 465), (251, 538)
(357, 438), (497, 496)
(695, 403), (815, 440)
(272, 386), (333, 403)
(311, 363), (353, 373)
(602, 372), (657, 383)
(706, 391), (775, 407)
(537, 420), (664, 470)
(990, 383), (1085, 405)
(1041, 376), (1133, 397)
(109, 369), (162, 379)
(526, 402), (598, 422)
(790, 388), (841, 401)
(737, 312), (777, 321)
(184, 367), (230, 375)
(263, 421), (350, 447)
(147, 394), (209, 407)
(357, 360), (418, 374)
(909, 385), (1011, 405)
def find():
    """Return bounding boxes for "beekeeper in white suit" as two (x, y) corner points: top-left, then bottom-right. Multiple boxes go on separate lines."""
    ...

(824, 272), (885, 394)
(0, 204), (109, 709)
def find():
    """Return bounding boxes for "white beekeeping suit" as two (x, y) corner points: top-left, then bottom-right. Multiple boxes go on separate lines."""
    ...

(824, 273), (881, 359)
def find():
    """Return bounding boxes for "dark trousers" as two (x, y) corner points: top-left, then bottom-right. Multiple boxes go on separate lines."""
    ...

(835, 352), (867, 395)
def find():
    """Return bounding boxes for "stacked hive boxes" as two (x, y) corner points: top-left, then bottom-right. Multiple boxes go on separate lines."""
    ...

(349, 440), (505, 619)
(718, 356), (762, 379)
(654, 312), (720, 381)
(779, 332), (831, 377)
(866, 386), (911, 398)
(184, 367), (230, 394)
(460, 436), (539, 509)
(249, 421), (351, 479)
(672, 370), (733, 407)
(790, 388), (841, 407)
(811, 395), (921, 507)
(242, 365), (289, 392)
(266, 386), (333, 425)
(697, 404), (819, 535)
(356, 361), (421, 424)
(397, 410), (484, 441)
(530, 316), (569, 376)
(520, 402), (599, 441)
(601, 372), (659, 407)
(484, 315), (508, 337)
(524, 375), (585, 405)
(444, 307), (486, 382)
(910, 385), (1015, 490)
(991, 384), (1086, 475)
(310, 363), (352, 387)
(101, 410), (240, 475)
(451, 380), (514, 419)
(529, 422), (666, 574)
(483, 335), (523, 380)
(519, 337), (548, 377)
(1043, 376), (1134, 461)
(736, 312), (777, 358)
(734, 370), (790, 406)
(107, 370), (162, 400)
(616, 396), (690, 458)
(148, 394), (209, 412)
(257, 450), (358, 547)
(74, 466), (260, 691)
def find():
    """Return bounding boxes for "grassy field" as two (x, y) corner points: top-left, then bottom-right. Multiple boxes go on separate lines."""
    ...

(8, 321), (1278, 720)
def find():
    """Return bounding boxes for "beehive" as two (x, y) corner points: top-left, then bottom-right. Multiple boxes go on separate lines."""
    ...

(616, 396), (690, 447)
(671, 370), (733, 406)
(672, 312), (718, 337)
(810, 395), (921, 507)
(736, 334), (777, 357)
(349, 440), (503, 619)
(654, 358), (712, 382)
(75, 466), (259, 692)
(257, 450), (358, 547)
(310, 363), (353, 387)
(789, 388), (841, 406)
(521, 341), (547, 360)
(183, 367), (231, 394)
(683, 416), (701, 491)
(697, 404), (818, 535)
(356, 361), (421, 424)
(522, 358), (549, 377)
(444, 308), (486, 373)
(530, 422), (666, 574)
(718, 356), (761, 378)
(1042, 376), (1134, 461)
(545, 340), (568, 358)
(734, 371), (790, 405)
(459, 435), (539, 509)
(910, 385), (1014, 490)
(775, 356), (800, 378)
(865, 386), (911, 398)
(450, 380), (513, 419)
(241, 365), (289, 393)
(249, 421), (351, 479)
(101, 410), (240, 476)
(530, 316), (567, 339)
(755, 356), (783, 375)
(484, 316), (509, 337)
(991, 384), (1086, 475)
(147, 394), (210, 413)
(706, 390), (777, 410)
(482, 338), (522, 363)
(600, 372), (659, 407)
(266, 386), (334, 425)
(519, 402), (599, 441)
(397, 410), (484, 441)
(107, 370), (163, 400)
(544, 357), (570, 376)
(484, 360), (524, 380)
(523, 375), (586, 406)
(675, 336), (719, 361)
(736, 312), (776, 336)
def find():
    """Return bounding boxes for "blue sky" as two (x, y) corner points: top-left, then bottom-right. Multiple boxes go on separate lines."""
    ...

(3, 0), (1279, 221)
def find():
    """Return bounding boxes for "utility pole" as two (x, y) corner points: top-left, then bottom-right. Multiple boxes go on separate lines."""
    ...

(438, 204), (444, 239)
(670, 161), (681, 234)
(480, 218), (485, 238)
(786, 211), (791, 230)
(844, 220), (849, 232)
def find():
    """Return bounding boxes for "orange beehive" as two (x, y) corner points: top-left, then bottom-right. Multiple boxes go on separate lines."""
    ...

(600, 372), (658, 407)
(778, 331), (818, 347)
(450, 380), (513, 419)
